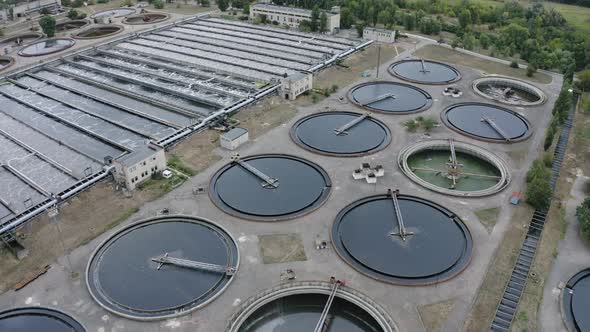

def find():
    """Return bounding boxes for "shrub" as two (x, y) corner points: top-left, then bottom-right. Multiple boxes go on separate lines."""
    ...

(526, 64), (537, 77)
(576, 197), (590, 240)
(153, 0), (164, 9)
(404, 120), (418, 132)
(330, 84), (338, 93)
(68, 9), (79, 20)
(510, 61), (519, 68)
(526, 176), (552, 210)
(543, 153), (554, 167)
(526, 159), (550, 183)
(40, 8), (51, 15)
(421, 117), (438, 132)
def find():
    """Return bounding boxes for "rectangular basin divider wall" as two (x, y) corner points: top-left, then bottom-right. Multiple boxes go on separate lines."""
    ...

(124, 38), (287, 77)
(22, 72), (184, 129)
(42, 66), (201, 119)
(61, 58), (225, 111)
(98, 48), (261, 90)
(179, 23), (333, 56)
(77, 54), (247, 99)
(168, 26), (325, 60)
(0, 104), (109, 165)
(140, 34), (309, 71)
(7, 78), (160, 140)
(189, 20), (345, 52)
(201, 18), (357, 47)
(0, 128), (75, 178)
(0, 88), (131, 156)
(154, 30), (314, 65)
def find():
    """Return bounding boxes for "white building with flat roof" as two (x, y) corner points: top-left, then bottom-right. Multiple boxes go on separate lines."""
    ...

(0, 0), (62, 22)
(363, 27), (396, 43)
(281, 71), (312, 100)
(250, 4), (340, 34)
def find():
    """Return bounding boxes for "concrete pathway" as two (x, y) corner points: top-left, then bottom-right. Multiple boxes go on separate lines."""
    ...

(539, 175), (590, 331)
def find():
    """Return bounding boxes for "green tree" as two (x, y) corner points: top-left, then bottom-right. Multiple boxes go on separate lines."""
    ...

(576, 69), (590, 92)
(462, 32), (476, 50)
(242, 2), (249, 14)
(458, 9), (471, 29)
(310, 6), (320, 32)
(526, 159), (551, 183)
(67, 9), (79, 20)
(355, 22), (365, 38)
(479, 34), (490, 49)
(403, 13), (415, 31)
(340, 7), (354, 29)
(577, 197), (590, 240)
(217, 0), (228, 12)
(319, 11), (328, 33)
(526, 176), (552, 210)
(39, 15), (56, 37)
(153, 0), (164, 9)
(40, 8), (51, 15)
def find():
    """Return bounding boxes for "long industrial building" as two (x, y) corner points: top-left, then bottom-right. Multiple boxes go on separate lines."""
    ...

(0, 15), (370, 239)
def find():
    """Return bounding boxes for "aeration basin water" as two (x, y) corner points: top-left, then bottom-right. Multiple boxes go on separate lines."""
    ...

(472, 76), (546, 106)
(90, 8), (136, 19)
(0, 307), (85, 332)
(73, 25), (123, 39)
(441, 102), (532, 143)
(17, 38), (75, 57)
(290, 111), (391, 156)
(562, 268), (590, 332)
(86, 215), (239, 320)
(332, 192), (472, 285)
(388, 59), (461, 85)
(209, 154), (331, 221)
(398, 139), (510, 197)
(227, 281), (397, 332)
(348, 81), (432, 114)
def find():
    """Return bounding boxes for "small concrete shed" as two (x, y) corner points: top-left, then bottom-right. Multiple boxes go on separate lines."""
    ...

(221, 127), (249, 150)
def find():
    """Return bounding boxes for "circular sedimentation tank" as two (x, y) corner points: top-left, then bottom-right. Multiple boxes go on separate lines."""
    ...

(0, 307), (85, 332)
(17, 38), (75, 57)
(562, 268), (590, 332)
(209, 154), (331, 221)
(56, 19), (90, 32)
(290, 111), (392, 157)
(0, 32), (43, 47)
(90, 8), (136, 19)
(226, 281), (397, 332)
(73, 25), (123, 39)
(441, 102), (532, 143)
(86, 215), (239, 320)
(209, 154), (332, 221)
(123, 12), (169, 25)
(398, 139), (511, 197)
(348, 81), (433, 114)
(388, 59), (461, 85)
(0, 56), (15, 71)
(472, 76), (546, 106)
(332, 191), (473, 285)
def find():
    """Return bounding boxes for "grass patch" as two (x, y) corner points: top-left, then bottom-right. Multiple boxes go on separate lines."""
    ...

(167, 154), (196, 176)
(475, 207), (501, 234)
(258, 233), (307, 264)
(137, 174), (185, 194)
(417, 299), (456, 332)
(78, 206), (139, 246)
(414, 45), (552, 84)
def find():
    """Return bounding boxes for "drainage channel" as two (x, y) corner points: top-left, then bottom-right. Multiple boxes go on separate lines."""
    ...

(490, 93), (577, 331)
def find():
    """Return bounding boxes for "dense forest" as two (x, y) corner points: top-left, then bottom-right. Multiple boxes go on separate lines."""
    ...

(267, 0), (589, 77)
